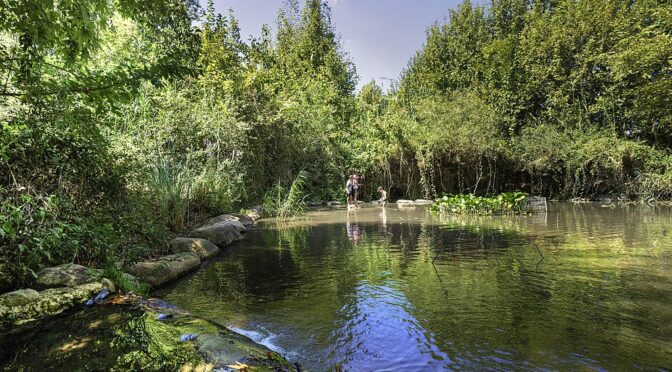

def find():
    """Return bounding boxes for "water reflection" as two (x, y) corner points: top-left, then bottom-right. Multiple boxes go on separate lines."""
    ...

(346, 209), (361, 244)
(160, 203), (672, 370)
(328, 279), (451, 370)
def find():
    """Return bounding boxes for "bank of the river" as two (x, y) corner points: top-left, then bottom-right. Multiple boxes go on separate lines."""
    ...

(0, 212), (299, 371)
(0, 213), (254, 325)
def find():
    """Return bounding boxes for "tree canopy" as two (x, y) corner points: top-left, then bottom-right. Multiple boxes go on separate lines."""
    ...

(1, 0), (671, 290)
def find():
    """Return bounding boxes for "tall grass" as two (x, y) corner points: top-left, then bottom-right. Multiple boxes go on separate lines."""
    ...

(190, 161), (247, 222)
(148, 158), (192, 231)
(263, 171), (308, 219)
(147, 157), (248, 230)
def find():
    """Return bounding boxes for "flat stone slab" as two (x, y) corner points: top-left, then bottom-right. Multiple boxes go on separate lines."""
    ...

(396, 199), (434, 206)
(189, 221), (244, 248)
(0, 289), (40, 307)
(201, 214), (254, 228)
(169, 237), (220, 260)
(414, 199), (434, 204)
(128, 252), (201, 288)
(35, 264), (100, 289)
(0, 282), (102, 326)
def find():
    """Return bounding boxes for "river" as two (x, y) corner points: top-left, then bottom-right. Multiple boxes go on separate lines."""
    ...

(159, 203), (672, 370)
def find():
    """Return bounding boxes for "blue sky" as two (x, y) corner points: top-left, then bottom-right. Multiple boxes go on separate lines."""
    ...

(208, 0), (464, 91)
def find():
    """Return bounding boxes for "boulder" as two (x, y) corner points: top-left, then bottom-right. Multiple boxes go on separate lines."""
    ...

(189, 221), (245, 248)
(169, 237), (220, 260)
(230, 213), (255, 227)
(326, 201), (342, 207)
(0, 289), (40, 306)
(243, 205), (263, 220)
(35, 264), (100, 289)
(101, 278), (116, 292)
(128, 252), (201, 288)
(201, 214), (254, 228)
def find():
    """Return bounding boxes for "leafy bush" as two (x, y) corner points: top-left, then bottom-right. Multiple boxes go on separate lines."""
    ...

(431, 192), (530, 215)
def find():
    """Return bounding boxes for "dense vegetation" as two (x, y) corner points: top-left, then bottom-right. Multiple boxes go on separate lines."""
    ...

(1, 0), (670, 290)
(431, 192), (530, 215)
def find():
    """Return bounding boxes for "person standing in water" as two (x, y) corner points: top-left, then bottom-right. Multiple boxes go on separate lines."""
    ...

(352, 174), (361, 205)
(345, 174), (355, 205)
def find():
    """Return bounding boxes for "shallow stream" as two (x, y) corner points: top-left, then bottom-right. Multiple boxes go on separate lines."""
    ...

(160, 203), (672, 370)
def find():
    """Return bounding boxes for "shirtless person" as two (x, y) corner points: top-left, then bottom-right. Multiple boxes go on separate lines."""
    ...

(377, 186), (387, 206)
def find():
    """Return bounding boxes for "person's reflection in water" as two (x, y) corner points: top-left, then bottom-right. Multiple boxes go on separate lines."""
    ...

(380, 205), (387, 227)
(378, 205), (392, 243)
(346, 208), (361, 244)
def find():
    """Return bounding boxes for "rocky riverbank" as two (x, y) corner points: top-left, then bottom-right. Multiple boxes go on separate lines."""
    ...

(0, 213), (254, 326)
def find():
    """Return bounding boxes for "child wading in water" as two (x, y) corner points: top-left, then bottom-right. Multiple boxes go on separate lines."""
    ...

(377, 186), (387, 206)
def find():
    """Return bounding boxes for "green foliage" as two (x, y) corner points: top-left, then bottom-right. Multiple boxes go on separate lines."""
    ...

(147, 159), (192, 231)
(1, 0), (671, 291)
(387, 0), (672, 199)
(263, 171), (309, 219)
(431, 192), (529, 215)
(101, 265), (150, 295)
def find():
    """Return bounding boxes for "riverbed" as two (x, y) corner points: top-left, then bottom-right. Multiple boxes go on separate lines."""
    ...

(159, 203), (672, 370)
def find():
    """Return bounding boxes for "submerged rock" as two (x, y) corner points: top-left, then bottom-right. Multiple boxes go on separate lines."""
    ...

(35, 264), (100, 289)
(170, 237), (220, 260)
(0, 289), (40, 307)
(128, 252), (201, 288)
(0, 294), (295, 371)
(189, 221), (245, 248)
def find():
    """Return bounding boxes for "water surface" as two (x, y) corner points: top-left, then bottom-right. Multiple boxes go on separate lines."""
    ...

(161, 203), (672, 370)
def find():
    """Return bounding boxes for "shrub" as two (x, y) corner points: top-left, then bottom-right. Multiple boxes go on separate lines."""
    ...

(431, 192), (530, 215)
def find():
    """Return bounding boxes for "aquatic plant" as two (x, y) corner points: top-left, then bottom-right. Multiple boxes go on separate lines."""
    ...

(431, 192), (530, 215)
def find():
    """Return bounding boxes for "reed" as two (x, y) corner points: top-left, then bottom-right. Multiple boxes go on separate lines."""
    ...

(263, 171), (308, 219)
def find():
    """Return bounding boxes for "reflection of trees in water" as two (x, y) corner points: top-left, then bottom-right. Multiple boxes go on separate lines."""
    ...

(165, 204), (672, 370)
